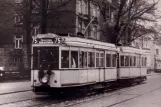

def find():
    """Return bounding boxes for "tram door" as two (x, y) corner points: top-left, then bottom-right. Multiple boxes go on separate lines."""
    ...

(96, 51), (105, 82)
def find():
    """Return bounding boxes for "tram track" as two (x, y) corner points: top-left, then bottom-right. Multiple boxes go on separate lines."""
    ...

(0, 83), (140, 107)
(106, 87), (161, 107)
(0, 90), (31, 96)
(64, 86), (161, 107)
(0, 80), (157, 107)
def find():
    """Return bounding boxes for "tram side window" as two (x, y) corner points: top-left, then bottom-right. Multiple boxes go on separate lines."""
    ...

(120, 55), (124, 67)
(79, 51), (87, 68)
(39, 47), (59, 69)
(142, 57), (144, 66)
(71, 51), (78, 68)
(112, 54), (116, 67)
(88, 52), (95, 67)
(61, 50), (69, 68)
(100, 53), (104, 67)
(96, 52), (99, 67)
(142, 57), (147, 67)
(130, 56), (132, 66)
(125, 56), (129, 67)
(106, 54), (111, 67)
(137, 56), (140, 66)
(145, 57), (147, 66)
(133, 56), (136, 66)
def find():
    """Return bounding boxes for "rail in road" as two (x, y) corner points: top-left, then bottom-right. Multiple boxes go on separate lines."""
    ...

(0, 81), (154, 107)
(0, 74), (160, 107)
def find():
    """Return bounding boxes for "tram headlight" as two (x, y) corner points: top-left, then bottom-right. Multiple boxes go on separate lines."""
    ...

(0, 67), (4, 71)
(0, 73), (3, 76)
(41, 74), (49, 83)
(38, 70), (51, 84)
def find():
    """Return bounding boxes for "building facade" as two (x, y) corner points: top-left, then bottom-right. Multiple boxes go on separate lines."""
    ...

(0, 0), (114, 77)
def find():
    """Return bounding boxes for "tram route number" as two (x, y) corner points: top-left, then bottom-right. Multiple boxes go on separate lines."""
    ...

(52, 37), (65, 44)
(34, 37), (65, 44)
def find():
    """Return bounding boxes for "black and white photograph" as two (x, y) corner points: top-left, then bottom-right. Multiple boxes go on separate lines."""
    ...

(0, 0), (161, 107)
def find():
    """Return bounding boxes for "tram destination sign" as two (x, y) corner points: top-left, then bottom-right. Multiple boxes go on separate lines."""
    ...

(33, 37), (65, 44)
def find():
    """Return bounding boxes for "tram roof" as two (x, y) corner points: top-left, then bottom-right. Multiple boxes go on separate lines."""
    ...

(119, 46), (150, 55)
(33, 33), (117, 51)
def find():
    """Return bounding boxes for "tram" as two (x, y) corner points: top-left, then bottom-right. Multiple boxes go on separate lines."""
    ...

(31, 33), (147, 93)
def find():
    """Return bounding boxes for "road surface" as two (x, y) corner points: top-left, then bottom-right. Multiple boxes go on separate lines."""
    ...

(0, 73), (160, 107)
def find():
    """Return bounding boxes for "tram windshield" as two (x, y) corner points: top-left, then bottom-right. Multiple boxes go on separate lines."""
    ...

(33, 47), (59, 70)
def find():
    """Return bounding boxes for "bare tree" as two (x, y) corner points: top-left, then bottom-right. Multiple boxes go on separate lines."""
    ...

(0, 0), (15, 37)
(94, 0), (159, 46)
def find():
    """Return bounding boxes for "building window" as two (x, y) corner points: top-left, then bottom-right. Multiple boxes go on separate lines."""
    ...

(78, 0), (82, 14)
(85, 1), (88, 15)
(93, 5), (97, 17)
(33, 25), (40, 36)
(93, 26), (97, 39)
(78, 0), (88, 15)
(15, 14), (23, 24)
(78, 21), (82, 32)
(15, 35), (23, 49)
(13, 56), (22, 63)
(78, 20), (85, 33)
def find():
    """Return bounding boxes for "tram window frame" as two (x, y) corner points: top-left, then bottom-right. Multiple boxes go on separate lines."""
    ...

(96, 52), (99, 67)
(145, 57), (147, 66)
(133, 56), (136, 67)
(120, 55), (125, 67)
(88, 52), (95, 68)
(129, 56), (132, 67)
(79, 51), (87, 68)
(125, 56), (129, 67)
(137, 56), (140, 67)
(100, 52), (104, 67)
(61, 50), (69, 68)
(71, 51), (78, 68)
(33, 47), (59, 70)
(142, 57), (144, 67)
(112, 54), (116, 67)
(106, 54), (111, 67)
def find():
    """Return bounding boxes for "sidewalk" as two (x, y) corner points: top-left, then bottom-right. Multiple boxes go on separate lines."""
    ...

(147, 72), (161, 76)
(0, 80), (31, 94)
(0, 72), (159, 95)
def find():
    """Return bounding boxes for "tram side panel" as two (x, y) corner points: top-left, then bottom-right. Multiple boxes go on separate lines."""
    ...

(60, 70), (79, 86)
(118, 54), (131, 79)
(87, 69), (99, 83)
(118, 53), (143, 79)
(105, 68), (117, 81)
(140, 56), (147, 76)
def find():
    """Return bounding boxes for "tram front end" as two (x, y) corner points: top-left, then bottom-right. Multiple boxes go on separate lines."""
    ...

(31, 46), (62, 93)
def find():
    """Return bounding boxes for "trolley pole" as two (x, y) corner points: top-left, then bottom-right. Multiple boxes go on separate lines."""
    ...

(84, 16), (95, 36)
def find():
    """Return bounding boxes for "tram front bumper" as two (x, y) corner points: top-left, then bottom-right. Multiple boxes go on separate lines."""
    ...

(32, 85), (51, 93)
